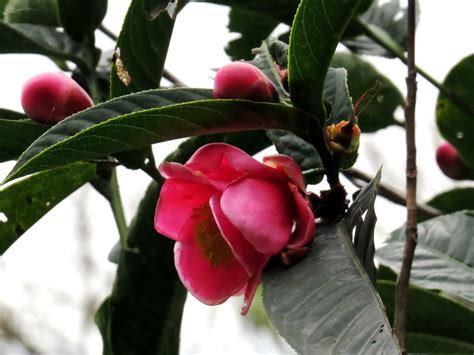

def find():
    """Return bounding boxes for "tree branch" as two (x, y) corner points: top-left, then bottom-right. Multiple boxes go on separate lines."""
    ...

(394, 1), (418, 352)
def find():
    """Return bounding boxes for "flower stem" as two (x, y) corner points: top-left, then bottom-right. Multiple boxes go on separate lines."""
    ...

(109, 168), (128, 246)
(393, 1), (418, 352)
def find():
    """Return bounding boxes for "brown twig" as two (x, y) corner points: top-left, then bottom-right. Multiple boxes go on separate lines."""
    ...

(394, 0), (418, 352)
(341, 168), (441, 219)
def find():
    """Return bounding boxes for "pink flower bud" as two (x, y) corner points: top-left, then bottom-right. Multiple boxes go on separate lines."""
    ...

(21, 72), (93, 124)
(154, 144), (315, 315)
(436, 142), (470, 180)
(213, 62), (279, 102)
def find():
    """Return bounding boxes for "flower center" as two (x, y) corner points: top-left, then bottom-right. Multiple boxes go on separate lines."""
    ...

(193, 204), (234, 268)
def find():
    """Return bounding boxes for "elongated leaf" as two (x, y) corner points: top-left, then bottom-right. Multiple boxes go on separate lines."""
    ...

(0, 108), (26, 120)
(288, 0), (361, 120)
(427, 187), (474, 214)
(0, 162), (97, 254)
(324, 67), (353, 123)
(110, 0), (178, 97)
(263, 222), (400, 354)
(4, 0), (59, 26)
(143, 0), (179, 20)
(436, 54), (474, 169)
(0, 22), (96, 71)
(58, 0), (107, 41)
(332, 52), (404, 131)
(0, 119), (49, 163)
(378, 281), (474, 346)
(377, 211), (474, 304)
(5, 95), (319, 183)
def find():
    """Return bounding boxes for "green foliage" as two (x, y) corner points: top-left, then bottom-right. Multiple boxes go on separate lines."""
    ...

(436, 54), (474, 169)
(0, 119), (48, 162)
(427, 187), (474, 214)
(57, 0), (107, 41)
(142, 0), (179, 20)
(377, 211), (474, 305)
(331, 52), (404, 132)
(110, 0), (178, 97)
(0, 162), (97, 254)
(4, 0), (59, 26)
(5, 95), (319, 183)
(288, 0), (361, 120)
(0, 108), (26, 120)
(323, 68), (353, 124)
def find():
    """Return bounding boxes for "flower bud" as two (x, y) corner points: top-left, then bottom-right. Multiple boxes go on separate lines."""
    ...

(436, 142), (470, 180)
(213, 62), (279, 102)
(21, 72), (93, 124)
(326, 120), (361, 156)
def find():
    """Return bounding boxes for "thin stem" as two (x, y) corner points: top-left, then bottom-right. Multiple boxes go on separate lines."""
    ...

(394, 1), (418, 352)
(341, 168), (440, 219)
(358, 19), (474, 118)
(99, 24), (118, 42)
(109, 168), (128, 246)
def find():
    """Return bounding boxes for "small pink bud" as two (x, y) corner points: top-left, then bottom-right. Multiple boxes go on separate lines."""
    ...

(213, 62), (279, 102)
(436, 142), (470, 180)
(21, 72), (93, 124)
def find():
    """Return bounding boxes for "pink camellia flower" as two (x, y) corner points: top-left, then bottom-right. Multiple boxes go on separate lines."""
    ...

(154, 143), (315, 315)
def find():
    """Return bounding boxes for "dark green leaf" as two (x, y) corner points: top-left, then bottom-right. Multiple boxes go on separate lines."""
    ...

(58, 0), (107, 41)
(4, 0), (59, 26)
(323, 68), (353, 123)
(5, 92), (319, 183)
(266, 130), (323, 184)
(0, 119), (49, 163)
(405, 333), (474, 353)
(346, 168), (381, 283)
(143, 0), (178, 20)
(0, 22), (96, 71)
(0, 162), (97, 254)
(226, 8), (279, 60)
(288, 0), (361, 120)
(0, 108), (27, 120)
(95, 181), (186, 355)
(436, 54), (474, 169)
(376, 211), (474, 304)
(378, 280), (474, 347)
(263, 222), (400, 354)
(0, 0), (7, 20)
(344, 0), (419, 57)
(427, 188), (474, 214)
(110, 0), (178, 97)
(331, 52), (404, 132)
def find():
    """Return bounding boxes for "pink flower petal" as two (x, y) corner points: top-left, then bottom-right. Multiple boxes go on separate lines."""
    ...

(209, 193), (264, 276)
(287, 183), (316, 249)
(154, 179), (215, 241)
(241, 255), (270, 315)
(221, 177), (294, 254)
(159, 161), (210, 185)
(263, 155), (306, 191)
(186, 143), (288, 187)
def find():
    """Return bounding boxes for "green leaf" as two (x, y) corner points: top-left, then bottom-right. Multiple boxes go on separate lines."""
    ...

(110, 0), (178, 97)
(406, 333), (474, 353)
(263, 222), (400, 354)
(427, 187), (474, 215)
(344, 0), (419, 57)
(0, 119), (49, 163)
(378, 281), (474, 347)
(58, 0), (108, 41)
(376, 211), (474, 304)
(436, 54), (474, 169)
(0, 162), (97, 254)
(288, 0), (361, 120)
(0, 22), (96, 71)
(226, 8), (279, 60)
(0, 108), (27, 120)
(331, 52), (404, 132)
(5, 91), (319, 183)
(143, 0), (179, 20)
(4, 0), (60, 26)
(323, 67), (353, 123)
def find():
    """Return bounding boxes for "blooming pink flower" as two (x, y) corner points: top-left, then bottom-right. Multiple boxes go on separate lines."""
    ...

(154, 143), (315, 315)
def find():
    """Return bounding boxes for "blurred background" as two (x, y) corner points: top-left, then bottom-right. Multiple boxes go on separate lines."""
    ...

(0, 1), (473, 353)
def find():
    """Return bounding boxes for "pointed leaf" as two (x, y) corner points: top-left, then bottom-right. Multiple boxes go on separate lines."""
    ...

(427, 187), (474, 214)
(0, 119), (49, 163)
(263, 221), (400, 354)
(288, 0), (361, 119)
(331, 52), (404, 131)
(58, 0), (107, 41)
(324, 67), (353, 123)
(0, 108), (27, 120)
(110, 0), (179, 97)
(5, 91), (319, 183)
(377, 211), (474, 304)
(0, 162), (97, 255)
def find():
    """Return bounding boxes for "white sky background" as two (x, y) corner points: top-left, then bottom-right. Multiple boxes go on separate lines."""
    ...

(0, 1), (474, 354)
